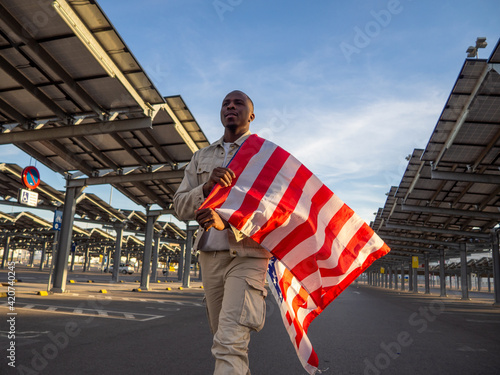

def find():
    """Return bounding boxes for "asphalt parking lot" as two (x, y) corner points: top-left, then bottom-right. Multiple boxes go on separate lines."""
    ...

(1, 265), (500, 375)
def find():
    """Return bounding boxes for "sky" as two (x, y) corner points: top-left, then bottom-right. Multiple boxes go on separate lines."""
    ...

(1, 0), (499, 231)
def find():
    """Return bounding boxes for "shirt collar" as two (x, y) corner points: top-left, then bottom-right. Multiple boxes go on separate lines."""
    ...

(214, 130), (252, 147)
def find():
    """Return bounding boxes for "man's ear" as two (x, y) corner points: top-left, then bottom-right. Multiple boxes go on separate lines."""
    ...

(249, 113), (255, 122)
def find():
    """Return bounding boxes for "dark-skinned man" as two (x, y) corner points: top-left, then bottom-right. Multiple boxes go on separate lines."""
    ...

(174, 90), (271, 375)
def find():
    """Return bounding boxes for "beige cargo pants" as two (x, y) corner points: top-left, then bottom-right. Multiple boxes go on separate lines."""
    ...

(199, 250), (269, 375)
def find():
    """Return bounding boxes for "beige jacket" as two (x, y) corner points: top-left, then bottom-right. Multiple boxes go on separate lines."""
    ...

(173, 132), (271, 259)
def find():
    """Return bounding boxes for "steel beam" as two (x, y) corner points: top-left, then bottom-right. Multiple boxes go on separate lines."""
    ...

(155, 102), (199, 153)
(432, 62), (491, 168)
(0, 118), (152, 145)
(41, 139), (93, 176)
(431, 170), (500, 185)
(67, 170), (184, 187)
(53, 0), (153, 116)
(0, 3), (106, 118)
(380, 234), (459, 248)
(385, 222), (491, 239)
(401, 203), (500, 220)
(149, 209), (177, 216)
(109, 133), (149, 168)
(386, 243), (440, 253)
(0, 54), (68, 120)
(14, 143), (67, 174)
(0, 97), (27, 125)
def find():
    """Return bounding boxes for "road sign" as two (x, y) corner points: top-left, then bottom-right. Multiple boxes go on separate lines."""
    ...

(53, 210), (63, 231)
(412, 256), (419, 269)
(21, 166), (41, 190)
(19, 188), (39, 207)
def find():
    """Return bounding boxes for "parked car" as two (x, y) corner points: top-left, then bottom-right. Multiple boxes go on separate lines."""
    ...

(105, 263), (134, 274)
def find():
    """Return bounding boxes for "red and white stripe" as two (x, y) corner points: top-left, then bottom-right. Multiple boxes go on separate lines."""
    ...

(200, 134), (390, 374)
(267, 258), (320, 374)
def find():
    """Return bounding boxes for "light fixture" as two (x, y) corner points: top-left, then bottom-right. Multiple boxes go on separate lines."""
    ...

(475, 37), (487, 49)
(466, 37), (487, 58)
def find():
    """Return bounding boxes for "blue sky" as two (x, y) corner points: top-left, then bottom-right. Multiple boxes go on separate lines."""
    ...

(1, 0), (499, 228)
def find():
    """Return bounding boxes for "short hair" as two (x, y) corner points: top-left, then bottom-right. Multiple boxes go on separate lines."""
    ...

(228, 90), (254, 112)
(245, 93), (254, 112)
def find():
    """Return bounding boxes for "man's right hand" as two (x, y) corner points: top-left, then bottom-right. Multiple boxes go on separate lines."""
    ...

(203, 167), (236, 197)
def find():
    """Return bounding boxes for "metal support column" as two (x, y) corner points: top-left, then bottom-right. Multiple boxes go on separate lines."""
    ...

(424, 252), (430, 294)
(39, 241), (47, 271)
(151, 234), (160, 283)
(460, 242), (469, 300)
(408, 259), (413, 292)
(388, 267), (393, 289)
(47, 231), (59, 291)
(439, 249), (447, 297)
(105, 247), (111, 271)
(413, 267), (419, 293)
(69, 244), (76, 271)
(83, 244), (89, 272)
(28, 249), (34, 267)
(491, 229), (500, 305)
(182, 224), (196, 288)
(1, 236), (11, 269)
(111, 224), (124, 282)
(52, 185), (81, 293)
(401, 263), (405, 291)
(394, 266), (398, 290)
(140, 210), (158, 291)
(178, 243), (185, 281)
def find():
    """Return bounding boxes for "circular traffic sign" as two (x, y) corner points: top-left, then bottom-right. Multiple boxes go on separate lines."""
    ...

(21, 166), (41, 190)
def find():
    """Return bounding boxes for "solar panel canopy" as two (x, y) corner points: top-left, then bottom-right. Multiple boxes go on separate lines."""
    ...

(371, 38), (500, 267)
(0, 0), (209, 211)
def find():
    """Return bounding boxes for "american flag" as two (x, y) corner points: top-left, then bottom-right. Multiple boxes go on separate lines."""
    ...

(199, 134), (390, 374)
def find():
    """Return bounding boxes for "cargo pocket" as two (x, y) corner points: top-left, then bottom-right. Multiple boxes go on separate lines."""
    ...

(239, 278), (267, 332)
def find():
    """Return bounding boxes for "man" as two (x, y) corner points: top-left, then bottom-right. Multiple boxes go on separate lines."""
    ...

(173, 90), (271, 374)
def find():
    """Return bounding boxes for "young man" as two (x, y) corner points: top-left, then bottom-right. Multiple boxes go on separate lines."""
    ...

(173, 90), (271, 374)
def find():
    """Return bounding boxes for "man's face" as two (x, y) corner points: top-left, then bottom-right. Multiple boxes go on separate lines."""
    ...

(220, 91), (255, 131)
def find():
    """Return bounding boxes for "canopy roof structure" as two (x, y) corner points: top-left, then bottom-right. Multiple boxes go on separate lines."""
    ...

(371, 38), (500, 268)
(0, 0), (209, 211)
(0, 210), (89, 251)
(0, 0), (202, 291)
